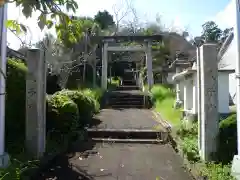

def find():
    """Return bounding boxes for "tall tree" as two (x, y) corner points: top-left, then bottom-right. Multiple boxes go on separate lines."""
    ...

(94, 10), (115, 30)
(221, 27), (234, 43)
(201, 21), (222, 43)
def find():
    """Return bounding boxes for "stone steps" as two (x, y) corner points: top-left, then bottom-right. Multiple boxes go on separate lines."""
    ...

(109, 100), (143, 105)
(87, 128), (168, 141)
(90, 138), (164, 144)
(109, 104), (144, 109)
(115, 85), (139, 91)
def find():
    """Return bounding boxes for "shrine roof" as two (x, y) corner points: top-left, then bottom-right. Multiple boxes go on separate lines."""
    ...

(172, 68), (235, 82)
(90, 35), (163, 42)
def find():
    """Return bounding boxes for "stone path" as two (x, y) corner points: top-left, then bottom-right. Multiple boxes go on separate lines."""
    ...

(34, 90), (193, 180)
(36, 141), (194, 180)
(91, 108), (162, 130)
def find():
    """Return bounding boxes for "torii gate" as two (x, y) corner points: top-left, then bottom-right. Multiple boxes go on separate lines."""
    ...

(95, 35), (163, 90)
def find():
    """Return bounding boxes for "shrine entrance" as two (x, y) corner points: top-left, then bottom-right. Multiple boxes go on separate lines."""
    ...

(99, 35), (163, 90)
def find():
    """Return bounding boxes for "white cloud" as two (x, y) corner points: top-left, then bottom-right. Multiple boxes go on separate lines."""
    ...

(169, 16), (185, 34)
(214, 0), (235, 29)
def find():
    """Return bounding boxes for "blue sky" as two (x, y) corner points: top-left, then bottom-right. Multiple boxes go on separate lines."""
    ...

(7, 0), (233, 49)
(133, 0), (231, 35)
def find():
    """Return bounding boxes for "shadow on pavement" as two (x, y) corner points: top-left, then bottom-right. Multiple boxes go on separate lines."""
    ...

(87, 117), (102, 128)
(32, 141), (98, 180)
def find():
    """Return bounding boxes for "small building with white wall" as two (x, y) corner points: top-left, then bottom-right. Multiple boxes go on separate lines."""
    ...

(218, 32), (237, 105)
(172, 64), (234, 120)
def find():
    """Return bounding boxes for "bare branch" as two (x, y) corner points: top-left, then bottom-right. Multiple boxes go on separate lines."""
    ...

(112, 0), (134, 34)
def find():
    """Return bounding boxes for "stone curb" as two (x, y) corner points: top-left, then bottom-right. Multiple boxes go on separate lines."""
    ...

(169, 133), (206, 180)
(151, 111), (202, 179)
(152, 110), (172, 132)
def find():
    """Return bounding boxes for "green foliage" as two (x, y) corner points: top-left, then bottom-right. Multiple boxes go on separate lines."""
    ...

(176, 122), (198, 138)
(176, 121), (235, 180)
(201, 21), (222, 43)
(151, 84), (174, 102)
(5, 59), (27, 142)
(181, 136), (200, 162)
(198, 21), (233, 46)
(56, 17), (100, 47)
(55, 90), (99, 125)
(47, 94), (79, 133)
(200, 163), (235, 180)
(217, 113), (237, 164)
(6, 0), (78, 39)
(94, 10), (115, 29)
(81, 88), (103, 109)
(151, 84), (181, 125)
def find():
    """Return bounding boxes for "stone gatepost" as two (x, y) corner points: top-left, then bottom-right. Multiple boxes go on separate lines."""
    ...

(26, 49), (47, 158)
(199, 43), (218, 161)
(145, 40), (153, 89)
(196, 47), (202, 153)
(101, 41), (108, 89)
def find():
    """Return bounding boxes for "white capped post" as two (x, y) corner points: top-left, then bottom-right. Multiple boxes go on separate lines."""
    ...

(232, 0), (240, 179)
(0, 3), (9, 168)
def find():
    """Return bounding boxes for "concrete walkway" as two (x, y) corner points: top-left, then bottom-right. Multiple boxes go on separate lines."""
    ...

(91, 108), (162, 130)
(34, 90), (193, 180)
(36, 141), (193, 180)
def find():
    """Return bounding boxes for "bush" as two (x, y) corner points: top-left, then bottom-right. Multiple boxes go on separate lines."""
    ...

(151, 84), (174, 102)
(55, 90), (98, 125)
(46, 94), (79, 133)
(217, 113), (237, 164)
(5, 59), (27, 142)
(200, 163), (234, 180)
(177, 122), (198, 138)
(181, 136), (200, 162)
(81, 88), (103, 112)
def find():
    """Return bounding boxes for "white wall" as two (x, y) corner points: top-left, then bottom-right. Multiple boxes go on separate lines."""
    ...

(218, 29), (236, 104)
(218, 72), (230, 113)
(183, 72), (230, 114)
(229, 72), (236, 104)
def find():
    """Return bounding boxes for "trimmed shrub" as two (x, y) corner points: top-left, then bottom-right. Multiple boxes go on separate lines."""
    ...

(5, 59), (27, 142)
(151, 84), (174, 102)
(217, 113), (237, 164)
(55, 90), (98, 125)
(46, 94), (79, 133)
(81, 88), (103, 113)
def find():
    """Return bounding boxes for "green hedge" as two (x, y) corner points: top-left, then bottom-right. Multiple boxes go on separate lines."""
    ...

(54, 89), (100, 126)
(5, 58), (102, 146)
(46, 94), (79, 133)
(217, 113), (237, 164)
(5, 59), (27, 142)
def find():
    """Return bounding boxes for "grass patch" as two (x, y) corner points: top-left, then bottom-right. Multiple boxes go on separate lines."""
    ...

(155, 97), (182, 126)
(150, 84), (235, 180)
(176, 121), (235, 180)
(0, 141), (39, 180)
(151, 84), (182, 126)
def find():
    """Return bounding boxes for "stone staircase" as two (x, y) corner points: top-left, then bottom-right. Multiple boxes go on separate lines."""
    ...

(87, 76), (167, 144)
(107, 90), (145, 109)
(87, 128), (167, 144)
(106, 75), (150, 109)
